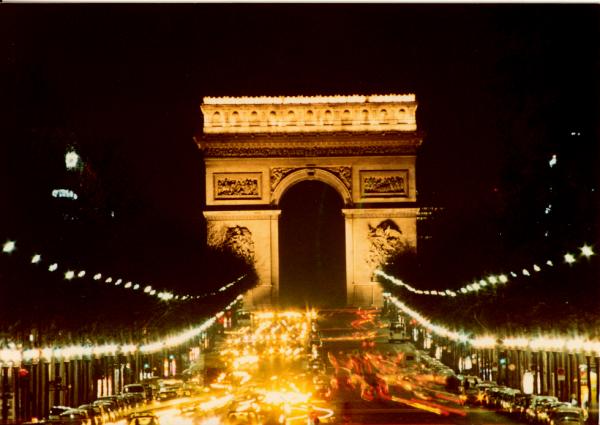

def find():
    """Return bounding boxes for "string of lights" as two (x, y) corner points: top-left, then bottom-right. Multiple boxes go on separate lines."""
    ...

(0, 294), (244, 365)
(1, 239), (245, 302)
(382, 292), (600, 355)
(376, 243), (595, 297)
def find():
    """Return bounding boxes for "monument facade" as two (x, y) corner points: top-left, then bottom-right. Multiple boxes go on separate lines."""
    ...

(196, 94), (422, 308)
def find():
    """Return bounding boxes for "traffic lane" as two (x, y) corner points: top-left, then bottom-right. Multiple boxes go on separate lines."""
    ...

(334, 407), (525, 424)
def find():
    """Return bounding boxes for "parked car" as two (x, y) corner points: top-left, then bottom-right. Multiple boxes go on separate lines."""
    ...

(48, 406), (71, 420)
(59, 408), (92, 425)
(499, 388), (522, 413)
(96, 395), (126, 416)
(511, 393), (533, 419)
(156, 387), (178, 401)
(471, 382), (494, 405)
(525, 395), (559, 423)
(123, 383), (148, 404)
(539, 402), (571, 424)
(77, 404), (105, 425)
(549, 407), (586, 425)
(92, 401), (118, 423)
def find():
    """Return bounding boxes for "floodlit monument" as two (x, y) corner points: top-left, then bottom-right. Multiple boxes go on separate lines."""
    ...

(196, 94), (422, 308)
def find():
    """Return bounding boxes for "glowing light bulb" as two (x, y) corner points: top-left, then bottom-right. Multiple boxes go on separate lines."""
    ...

(2, 240), (16, 253)
(564, 253), (576, 264)
(93, 273), (102, 280)
(65, 270), (75, 280)
(49, 263), (58, 272)
(124, 282), (132, 288)
(65, 150), (80, 169)
(580, 245), (594, 258)
(77, 270), (86, 278)
(31, 254), (41, 264)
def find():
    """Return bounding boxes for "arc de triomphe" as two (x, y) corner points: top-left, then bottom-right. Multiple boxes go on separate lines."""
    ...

(195, 94), (422, 308)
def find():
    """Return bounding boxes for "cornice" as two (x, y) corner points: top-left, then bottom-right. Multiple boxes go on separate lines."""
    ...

(342, 207), (420, 218)
(197, 134), (422, 158)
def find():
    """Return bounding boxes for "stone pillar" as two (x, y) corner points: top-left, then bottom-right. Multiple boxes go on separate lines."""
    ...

(342, 208), (419, 307)
(204, 210), (281, 308)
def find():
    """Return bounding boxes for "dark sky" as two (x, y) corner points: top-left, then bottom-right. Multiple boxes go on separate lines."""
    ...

(1, 4), (599, 298)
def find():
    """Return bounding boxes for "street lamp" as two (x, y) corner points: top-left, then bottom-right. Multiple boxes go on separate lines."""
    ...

(65, 150), (80, 170)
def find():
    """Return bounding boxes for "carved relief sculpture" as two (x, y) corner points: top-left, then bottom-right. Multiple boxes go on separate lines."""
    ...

(207, 222), (255, 264)
(360, 170), (408, 197)
(223, 226), (255, 263)
(214, 173), (261, 199)
(366, 219), (413, 268)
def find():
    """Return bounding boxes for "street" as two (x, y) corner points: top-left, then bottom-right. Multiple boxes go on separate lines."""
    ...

(137, 309), (526, 425)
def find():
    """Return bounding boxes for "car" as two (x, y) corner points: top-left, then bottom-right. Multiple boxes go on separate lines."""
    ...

(156, 387), (178, 401)
(127, 412), (160, 425)
(389, 322), (410, 342)
(59, 408), (92, 425)
(92, 401), (118, 422)
(499, 388), (522, 413)
(549, 407), (586, 425)
(123, 383), (148, 404)
(512, 394), (534, 420)
(539, 401), (571, 424)
(96, 395), (127, 415)
(48, 406), (72, 420)
(77, 404), (105, 425)
(525, 395), (559, 423)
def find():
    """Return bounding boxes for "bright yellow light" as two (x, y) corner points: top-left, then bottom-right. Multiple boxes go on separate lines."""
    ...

(65, 270), (75, 280)
(31, 254), (41, 263)
(2, 240), (16, 253)
(65, 150), (80, 169)
(471, 336), (496, 349)
(580, 245), (594, 258)
(564, 253), (576, 264)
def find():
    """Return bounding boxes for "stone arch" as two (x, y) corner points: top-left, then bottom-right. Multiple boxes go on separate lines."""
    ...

(271, 168), (352, 207)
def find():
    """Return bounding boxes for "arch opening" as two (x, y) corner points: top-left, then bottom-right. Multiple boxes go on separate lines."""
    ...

(278, 181), (346, 308)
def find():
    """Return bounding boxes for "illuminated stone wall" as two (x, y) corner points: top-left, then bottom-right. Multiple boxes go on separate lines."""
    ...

(198, 94), (423, 308)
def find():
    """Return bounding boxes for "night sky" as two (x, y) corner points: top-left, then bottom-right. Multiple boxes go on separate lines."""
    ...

(1, 4), (599, 321)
